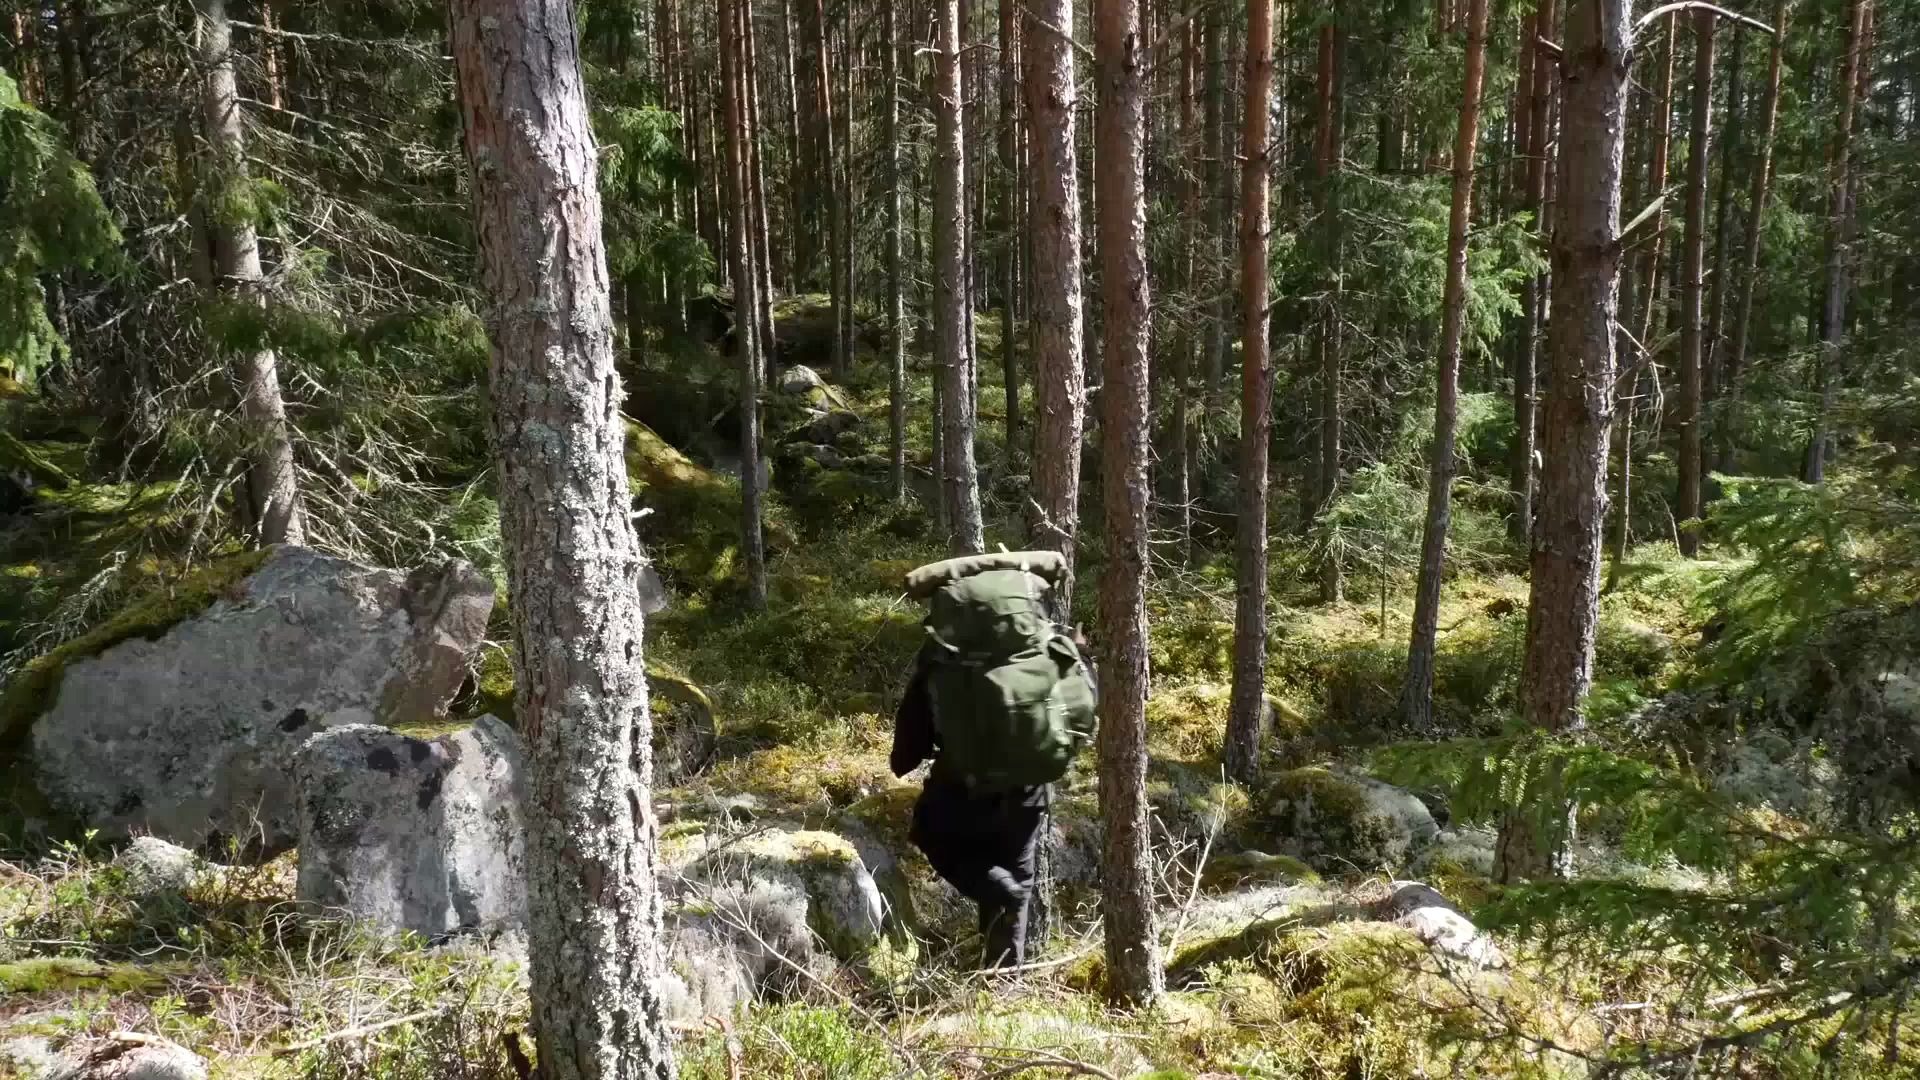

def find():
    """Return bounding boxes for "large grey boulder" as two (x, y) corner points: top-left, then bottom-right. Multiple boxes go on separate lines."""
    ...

(1375, 881), (1506, 968)
(293, 717), (527, 939)
(31, 547), (493, 854)
(112, 837), (206, 897)
(1263, 768), (1440, 872)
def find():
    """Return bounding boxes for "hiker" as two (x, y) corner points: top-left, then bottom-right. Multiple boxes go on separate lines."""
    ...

(890, 551), (1098, 968)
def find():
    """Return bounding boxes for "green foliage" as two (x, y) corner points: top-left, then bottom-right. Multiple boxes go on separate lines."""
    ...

(0, 70), (120, 383)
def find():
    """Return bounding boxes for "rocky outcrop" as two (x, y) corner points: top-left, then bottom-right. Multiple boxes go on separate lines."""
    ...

(1262, 768), (1439, 872)
(3, 1032), (208, 1080)
(30, 547), (492, 855)
(293, 717), (526, 940)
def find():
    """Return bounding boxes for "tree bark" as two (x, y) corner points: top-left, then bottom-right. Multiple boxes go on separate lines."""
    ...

(1314, 19), (1344, 603)
(1499, 0), (1631, 884)
(1201, 2), (1229, 399)
(1224, 0), (1274, 787)
(1704, 25), (1744, 429)
(194, 0), (304, 548)
(839, 9), (856, 374)
(1093, 0), (1163, 1008)
(999, 0), (1021, 457)
(723, 0), (770, 609)
(887, 0), (908, 503)
(812, 0), (845, 372)
(1402, 0), (1490, 732)
(448, 3), (677, 1076)
(1805, 0), (1869, 485)
(935, 0), (985, 552)
(1676, 11), (1715, 556)
(1169, 9), (1197, 554)
(1025, 0), (1084, 587)
(1511, 0), (1558, 545)
(1720, 0), (1788, 476)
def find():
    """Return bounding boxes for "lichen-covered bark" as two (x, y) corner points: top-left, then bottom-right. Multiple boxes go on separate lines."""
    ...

(194, 0), (303, 548)
(1225, 0), (1274, 787)
(448, 3), (676, 1077)
(1093, 0), (1162, 1008)
(1504, 0), (1632, 884)
(935, 0), (985, 554)
(1403, 0), (1491, 732)
(1024, 0), (1083, 588)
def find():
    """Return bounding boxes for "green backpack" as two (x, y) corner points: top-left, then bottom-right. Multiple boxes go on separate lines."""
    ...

(910, 556), (1097, 791)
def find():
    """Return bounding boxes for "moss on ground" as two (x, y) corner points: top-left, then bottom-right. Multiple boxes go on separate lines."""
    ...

(0, 956), (182, 994)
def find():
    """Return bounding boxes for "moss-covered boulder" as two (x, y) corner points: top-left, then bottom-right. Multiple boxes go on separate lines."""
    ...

(25, 547), (493, 854)
(1260, 767), (1440, 872)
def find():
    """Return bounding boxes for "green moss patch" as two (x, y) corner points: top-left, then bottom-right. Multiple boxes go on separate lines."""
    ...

(0, 956), (183, 994)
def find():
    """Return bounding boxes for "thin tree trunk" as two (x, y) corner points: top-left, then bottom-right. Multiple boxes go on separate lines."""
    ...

(744, 3), (778, 363)
(997, 0), (1021, 457)
(839, 10), (856, 372)
(724, 0), (770, 609)
(1612, 16), (1674, 580)
(194, 0), (304, 548)
(1402, 0), (1490, 732)
(1705, 25), (1745, 431)
(781, 0), (806, 282)
(1201, 3), (1228, 400)
(813, 0), (845, 372)
(1224, 0), (1274, 787)
(1720, 0), (1788, 475)
(887, 0), (908, 503)
(1805, 0), (1869, 484)
(1499, 0), (1631, 884)
(1170, 9), (1197, 554)
(1025, 0), (1084, 586)
(1314, 19), (1344, 602)
(1511, 0), (1558, 545)
(448, 2), (677, 1075)
(935, 0), (985, 552)
(1092, 0), (1162, 1008)
(260, 0), (284, 111)
(1677, 11), (1715, 555)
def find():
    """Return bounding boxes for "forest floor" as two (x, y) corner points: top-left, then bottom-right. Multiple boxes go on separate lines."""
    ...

(0, 300), (1882, 1078)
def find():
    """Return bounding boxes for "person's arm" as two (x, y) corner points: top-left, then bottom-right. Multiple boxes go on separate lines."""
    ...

(890, 651), (936, 777)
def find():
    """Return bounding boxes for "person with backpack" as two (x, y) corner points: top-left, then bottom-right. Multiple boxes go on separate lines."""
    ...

(890, 551), (1098, 969)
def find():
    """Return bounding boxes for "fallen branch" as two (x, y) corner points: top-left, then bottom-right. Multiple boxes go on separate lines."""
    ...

(273, 1007), (451, 1056)
(1634, 2), (1778, 35)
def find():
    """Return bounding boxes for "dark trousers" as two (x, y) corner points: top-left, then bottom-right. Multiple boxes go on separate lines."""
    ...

(909, 776), (1046, 968)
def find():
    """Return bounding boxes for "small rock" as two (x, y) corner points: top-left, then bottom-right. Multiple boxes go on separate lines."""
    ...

(40, 1033), (207, 1080)
(112, 837), (204, 896)
(293, 716), (527, 939)
(1376, 881), (1506, 968)
(778, 365), (827, 397)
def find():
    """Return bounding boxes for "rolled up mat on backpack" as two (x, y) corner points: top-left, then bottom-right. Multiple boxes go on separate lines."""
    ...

(903, 550), (1068, 599)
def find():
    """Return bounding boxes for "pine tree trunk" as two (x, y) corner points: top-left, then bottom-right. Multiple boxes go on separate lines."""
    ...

(1224, 0), (1274, 787)
(997, 0), (1021, 458)
(194, 0), (304, 548)
(780, 0), (805, 283)
(1611, 16), (1674, 582)
(1805, 0), (1869, 485)
(1511, 0), (1558, 545)
(839, 14), (856, 373)
(1704, 25), (1744, 430)
(1500, 0), (1631, 884)
(886, 0), (908, 503)
(1169, 10), (1197, 554)
(724, 0), (770, 609)
(935, 0), (986, 552)
(448, 3), (677, 1075)
(813, 0), (845, 372)
(1402, 0), (1490, 732)
(1092, 0), (1162, 1008)
(1721, 0), (1789, 476)
(1676, 11), (1715, 556)
(744, 4), (777, 362)
(1201, 4), (1229, 400)
(1314, 20), (1344, 602)
(1025, 0), (1084, 583)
